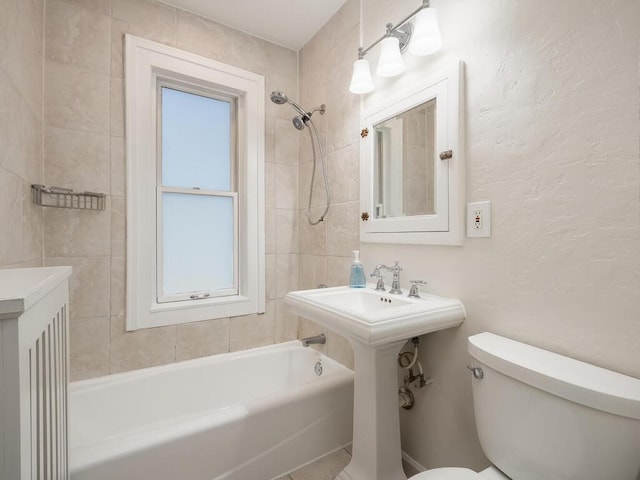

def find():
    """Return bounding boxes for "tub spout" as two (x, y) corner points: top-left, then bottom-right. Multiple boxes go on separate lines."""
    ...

(301, 334), (326, 347)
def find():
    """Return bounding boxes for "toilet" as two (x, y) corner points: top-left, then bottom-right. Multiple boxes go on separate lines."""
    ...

(411, 332), (640, 480)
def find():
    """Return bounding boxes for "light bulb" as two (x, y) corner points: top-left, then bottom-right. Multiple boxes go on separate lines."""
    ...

(409, 8), (442, 56)
(376, 36), (404, 77)
(349, 58), (375, 94)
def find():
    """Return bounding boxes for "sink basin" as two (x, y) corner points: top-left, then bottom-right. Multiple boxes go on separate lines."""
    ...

(285, 285), (465, 347)
(309, 288), (412, 315)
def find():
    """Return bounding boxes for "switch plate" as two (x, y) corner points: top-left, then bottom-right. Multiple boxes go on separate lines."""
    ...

(467, 201), (491, 238)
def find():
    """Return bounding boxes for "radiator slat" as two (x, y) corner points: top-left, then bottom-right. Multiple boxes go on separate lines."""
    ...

(62, 306), (69, 479)
(37, 336), (43, 480)
(29, 306), (69, 480)
(55, 315), (62, 479)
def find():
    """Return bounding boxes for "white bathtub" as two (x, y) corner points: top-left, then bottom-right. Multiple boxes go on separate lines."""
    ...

(69, 341), (354, 480)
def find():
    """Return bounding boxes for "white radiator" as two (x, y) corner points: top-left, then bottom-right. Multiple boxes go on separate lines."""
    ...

(0, 267), (72, 480)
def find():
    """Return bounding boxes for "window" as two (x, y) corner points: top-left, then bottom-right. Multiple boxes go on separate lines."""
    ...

(125, 35), (265, 330)
(157, 86), (237, 303)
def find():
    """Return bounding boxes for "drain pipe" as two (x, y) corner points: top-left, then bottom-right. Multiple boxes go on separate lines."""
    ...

(398, 337), (432, 409)
(398, 387), (415, 409)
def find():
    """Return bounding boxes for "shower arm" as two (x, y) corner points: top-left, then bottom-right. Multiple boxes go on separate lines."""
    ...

(308, 104), (326, 116)
(287, 99), (310, 118)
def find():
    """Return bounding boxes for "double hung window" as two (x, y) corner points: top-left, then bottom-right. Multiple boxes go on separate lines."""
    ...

(125, 35), (265, 330)
(157, 85), (237, 303)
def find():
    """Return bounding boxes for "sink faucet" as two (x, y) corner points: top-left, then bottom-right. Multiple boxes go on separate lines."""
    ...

(389, 261), (402, 294)
(370, 265), (389, 291)
(370, 261), (403, 294)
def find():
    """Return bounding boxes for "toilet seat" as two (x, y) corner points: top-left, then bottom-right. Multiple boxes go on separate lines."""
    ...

(412, 467), (482, 479)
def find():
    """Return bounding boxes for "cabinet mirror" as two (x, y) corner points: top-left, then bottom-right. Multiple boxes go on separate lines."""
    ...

(360, 61), (464, 245)
(374, 98), (437, 219)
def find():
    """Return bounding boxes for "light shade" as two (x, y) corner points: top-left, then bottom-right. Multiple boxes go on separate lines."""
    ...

(408, 8), (442, 56)
(349, 58), (375, 94)
(376, 36), (404, 77)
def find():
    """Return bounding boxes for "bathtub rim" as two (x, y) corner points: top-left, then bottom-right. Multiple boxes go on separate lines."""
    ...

(70, 340), (351, 394)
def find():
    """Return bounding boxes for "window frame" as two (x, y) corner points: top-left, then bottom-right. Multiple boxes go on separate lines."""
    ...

(125, 35), (265, 331)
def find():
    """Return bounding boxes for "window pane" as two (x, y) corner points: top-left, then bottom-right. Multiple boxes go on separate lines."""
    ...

(162, 192), (234, 296)
(161, 87), (232, 190)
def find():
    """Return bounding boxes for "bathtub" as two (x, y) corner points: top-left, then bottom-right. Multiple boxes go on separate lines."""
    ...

(69, 341), (354, 480)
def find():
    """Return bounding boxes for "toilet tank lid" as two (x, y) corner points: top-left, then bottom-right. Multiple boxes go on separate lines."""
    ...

(468, 332), (640, 420)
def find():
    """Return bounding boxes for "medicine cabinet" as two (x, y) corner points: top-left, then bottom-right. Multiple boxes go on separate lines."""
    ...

(360, 61), (464, 245)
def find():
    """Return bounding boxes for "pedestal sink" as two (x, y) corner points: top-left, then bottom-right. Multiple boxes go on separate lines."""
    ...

(285, 285), (465, 480)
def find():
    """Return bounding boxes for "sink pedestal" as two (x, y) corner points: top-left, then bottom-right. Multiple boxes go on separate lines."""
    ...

(336, 340), (408, 480)
(284, 285), (465, 480)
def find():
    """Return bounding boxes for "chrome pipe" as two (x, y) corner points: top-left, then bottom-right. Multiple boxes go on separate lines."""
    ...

(301, 333), (326, 347)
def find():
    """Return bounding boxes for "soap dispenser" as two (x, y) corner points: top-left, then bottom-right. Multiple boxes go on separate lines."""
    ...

(349, 250), (366, 288)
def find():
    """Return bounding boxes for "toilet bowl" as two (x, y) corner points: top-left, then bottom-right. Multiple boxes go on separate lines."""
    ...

(412, 466), (509, 480)
(409, 333), (640, 480)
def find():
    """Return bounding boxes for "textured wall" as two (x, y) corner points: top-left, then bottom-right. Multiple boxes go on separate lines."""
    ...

(43, 0), (301, 380)
(358, 0), (640, 471)
(300, 0), (639, 471)
(0, 0), (44, 268)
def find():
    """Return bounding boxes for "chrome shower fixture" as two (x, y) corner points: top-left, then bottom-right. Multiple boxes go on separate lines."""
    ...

(292, 116), (305, 131)
(270, 90), (330, 226)
(301, 333), (326, 347)
(269, 90), (288, 105)
(270, 91), (326, 131)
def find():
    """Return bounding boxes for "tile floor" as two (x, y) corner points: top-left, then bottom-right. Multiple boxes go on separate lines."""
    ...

(277, 447), (418, 480)
(277, 447), (352, 480)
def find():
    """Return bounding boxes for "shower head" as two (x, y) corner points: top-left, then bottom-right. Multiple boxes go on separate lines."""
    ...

(292, 116), (305, 131)
(270, 91), (288, 105)
(270, 90), (311, 119)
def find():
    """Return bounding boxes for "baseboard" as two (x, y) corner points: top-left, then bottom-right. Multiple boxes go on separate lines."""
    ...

(402, 450), (427, 476)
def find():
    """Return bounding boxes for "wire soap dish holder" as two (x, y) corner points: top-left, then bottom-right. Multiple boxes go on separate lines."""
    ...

(31, 184), (106, 211)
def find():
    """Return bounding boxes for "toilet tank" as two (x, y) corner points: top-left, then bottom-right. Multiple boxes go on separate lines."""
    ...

(467, 333), (640, 480)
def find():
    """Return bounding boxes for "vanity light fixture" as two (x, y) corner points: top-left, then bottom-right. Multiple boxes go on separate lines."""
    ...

(409, 7), (442, 55)
(376, 34), (405, 77)
(349, 56), (375, 94)
(348, 0), (442, 94)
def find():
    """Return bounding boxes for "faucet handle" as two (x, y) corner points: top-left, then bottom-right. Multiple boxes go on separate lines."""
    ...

(408, 280), (427, 298)
(370, 269), (386, 291)
(393, 260), (402, 272)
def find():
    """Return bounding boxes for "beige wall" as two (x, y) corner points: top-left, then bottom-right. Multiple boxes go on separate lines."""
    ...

(42, 0), (301, 380)
(296, 0), (362, 369)
(0, 0), (44, 269)
(300, 0), (640, 472)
